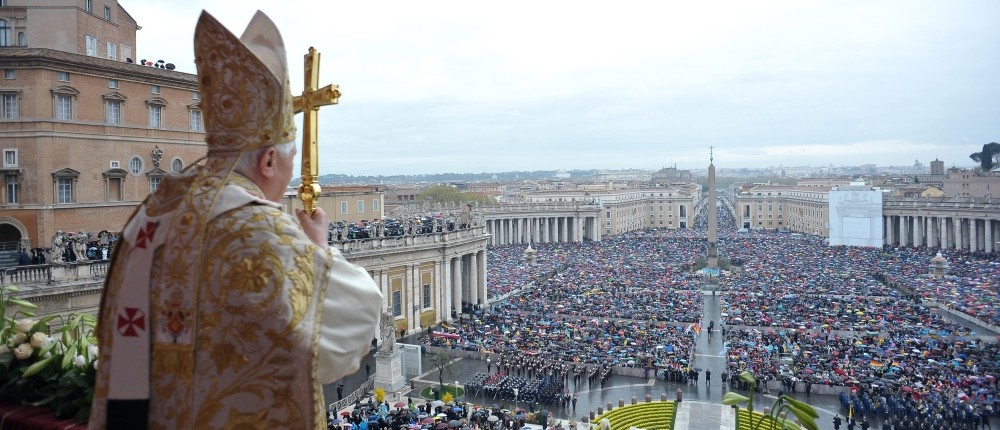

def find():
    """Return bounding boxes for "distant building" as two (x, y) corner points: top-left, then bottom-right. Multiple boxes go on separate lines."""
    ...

(942, 169), (999, 198)
(930, 159), (944, 175)
(593, 169), (651, 182)
(651, 166), (692, 183)
(524, 184), (699, 235)
(282, 186), (384, 224)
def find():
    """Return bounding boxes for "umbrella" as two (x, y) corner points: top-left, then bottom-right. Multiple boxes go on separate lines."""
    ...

(421, 418), (435, 424)
(449, 420), (461, 427)
(436, 424), (448, 430)
(432, 400), (446, 408)
(395, 402), (407, 408)
(487, 416), (499, 423)
(342, 412), (352, 417)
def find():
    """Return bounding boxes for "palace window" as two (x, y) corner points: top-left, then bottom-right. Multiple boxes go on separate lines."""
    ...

(1, 92), (18, 119)
(391, 290), (402, 317)
(0, 19), (10, 47)
(357, 199), (364, 213)
(3, 149), (16, 168)
(5, 173), (18, 204)
(171, 158), (183, 173)
(105, 100), (121, 124)
(148, 104), (162, 128)
(86, 36), (97, 56)
(52, 86), (79, 120)
(149, 176), (161, 192)
(103, 168), (126, 202)
(373, 199), (380, 212)
(103, 6), (111, 21)
(52, 168), (79, 204)
(106, 42), (116, 60)
(189, 109), (202, 131)
(129, 156), (143, 176)
(3, 69), (12, 79)
(422, 284), (431, 309)
(340, 201), (348, 214)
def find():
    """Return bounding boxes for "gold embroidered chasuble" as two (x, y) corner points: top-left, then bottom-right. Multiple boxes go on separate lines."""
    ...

(90, 172), (382, 429)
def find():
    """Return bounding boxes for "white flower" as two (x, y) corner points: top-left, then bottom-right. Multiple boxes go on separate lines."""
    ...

(72, 355), (86, 368)
(93, 358), (99, 370)
(87, 345), (99, 359)
(13, 343), (32, 360)
(29, 332), (49, 349)
(15, 319), (36, 334)
(9, 333), (26, 345)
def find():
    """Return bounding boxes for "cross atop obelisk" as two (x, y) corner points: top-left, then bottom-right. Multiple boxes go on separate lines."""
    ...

(293, 47), (340, 215)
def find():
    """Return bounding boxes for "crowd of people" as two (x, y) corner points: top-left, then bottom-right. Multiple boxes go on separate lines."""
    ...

(414, 200), (1000, 427)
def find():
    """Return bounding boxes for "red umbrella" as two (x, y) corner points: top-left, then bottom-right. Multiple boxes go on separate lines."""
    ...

(902, 386), (914, 393)
(421, 418), (435, 424)
(341, 411), (352, 417)
(395, 402), (407, 408)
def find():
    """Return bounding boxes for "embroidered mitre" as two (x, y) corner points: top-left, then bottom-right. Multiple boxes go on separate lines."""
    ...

(195, 10), (297, 152)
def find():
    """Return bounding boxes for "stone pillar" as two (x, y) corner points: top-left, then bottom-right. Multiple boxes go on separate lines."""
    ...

(971, 219), (979, 252)
(442, 258), (452, 321)
(940, 217), (948, 249)
(952, 217), (961, 250)
(986, 219), (994, 253)
(559, 217), (566, 242)
(406, 264), (416, 332)
(900, 216), (909, 247)
(914, 216), (923, 247)
(452, 257), (463, 315)
(468, 253), (479, 306)
(478, 250), (487, 305)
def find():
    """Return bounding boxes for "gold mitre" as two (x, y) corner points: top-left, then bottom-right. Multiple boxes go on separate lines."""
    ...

(194, 10), (296, 154)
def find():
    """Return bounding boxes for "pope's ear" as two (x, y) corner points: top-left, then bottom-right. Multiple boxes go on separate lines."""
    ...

(257, 147), (278, 178)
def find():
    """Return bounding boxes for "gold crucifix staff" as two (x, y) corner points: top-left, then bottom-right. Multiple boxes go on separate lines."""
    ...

(293, 47), (340, 214)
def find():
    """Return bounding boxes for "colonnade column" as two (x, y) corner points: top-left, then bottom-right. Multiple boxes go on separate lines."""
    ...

(452, 257), (463, 316)
(467, 253), (479, 306)
(442, 258), (452, 321)
(971, 219), (979, 252)
(986, 220), (994, 253)
(477, 250), (487, 304)
(558, 217), (566, 242)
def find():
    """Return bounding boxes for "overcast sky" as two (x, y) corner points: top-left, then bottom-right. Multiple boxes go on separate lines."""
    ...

(125, 0), (1000, 176)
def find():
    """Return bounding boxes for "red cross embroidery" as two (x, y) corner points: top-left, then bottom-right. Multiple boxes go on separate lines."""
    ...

(117, 307), (146, 337)
(134, 221), (159, 249)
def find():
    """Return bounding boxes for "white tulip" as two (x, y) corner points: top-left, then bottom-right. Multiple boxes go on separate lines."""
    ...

(72, 355), (86, 368)
(13, 343), (32, 360)
(87, 345), (99, 358)
(9, 333), (26, 345)
(15, 319), (36, 334)
(30, 332), (49, 349)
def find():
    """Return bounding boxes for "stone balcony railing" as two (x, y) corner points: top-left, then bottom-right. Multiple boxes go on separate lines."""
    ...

(0, 260), (109, 287)
(331, 227), (487, 255)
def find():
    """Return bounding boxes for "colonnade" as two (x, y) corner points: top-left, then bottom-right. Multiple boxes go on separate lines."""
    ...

(884, 214), (997, 253)
(484, 215), (600, 245)
(370, 248), (487, 335)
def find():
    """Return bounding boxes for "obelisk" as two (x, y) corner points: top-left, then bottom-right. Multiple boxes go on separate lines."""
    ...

(707, 148), (718, 269)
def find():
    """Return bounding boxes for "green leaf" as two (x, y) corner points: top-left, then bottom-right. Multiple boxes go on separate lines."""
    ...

(780, 396), (819, 419)
(739, 370), (756, 384)
(4, 286), (19, 292)
(721, 392), (749, 406)
(783, 404), (819, 430)
(62, 345), (77, 369)
(22, 355), (55, 378)
(9, 298), (37, 310)
(779, 418), (803, 430)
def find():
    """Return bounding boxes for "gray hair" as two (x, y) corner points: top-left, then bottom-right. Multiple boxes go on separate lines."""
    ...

(233, 140), (296, 177)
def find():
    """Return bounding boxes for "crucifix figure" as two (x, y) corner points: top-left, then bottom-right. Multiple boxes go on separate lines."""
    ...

(293, 47), (340, 214)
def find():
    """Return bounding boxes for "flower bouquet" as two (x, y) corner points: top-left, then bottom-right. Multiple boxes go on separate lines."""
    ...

(0, 285), (99, 423)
